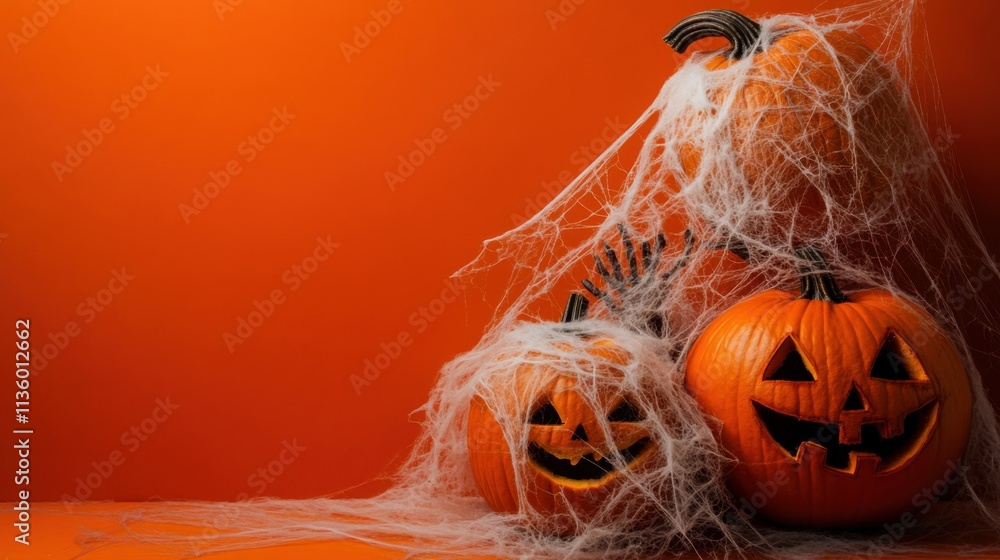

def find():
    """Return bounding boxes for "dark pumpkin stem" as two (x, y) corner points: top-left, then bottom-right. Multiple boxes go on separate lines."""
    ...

(561, 292), (589, 323)
(796, 247), (849, 303)
(663, 9), (762, 60)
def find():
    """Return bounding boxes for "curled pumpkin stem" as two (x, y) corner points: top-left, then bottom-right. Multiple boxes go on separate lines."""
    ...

(664, 9), (763, 60)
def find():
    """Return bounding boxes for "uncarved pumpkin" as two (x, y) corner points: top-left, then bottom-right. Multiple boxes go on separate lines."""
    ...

(684, 248), (972, 528)
(664, 10), (917, 242)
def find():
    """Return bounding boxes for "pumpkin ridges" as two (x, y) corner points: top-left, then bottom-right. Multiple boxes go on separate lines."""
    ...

(467, 334), (665, 534)
(686, 292), (794, 439)
(700, 292), (951, 422)
(669, 12), (916, 242)
(686, 260), (973, 527)
(467, 395), (518, 513)
(836, 297), (940, 421)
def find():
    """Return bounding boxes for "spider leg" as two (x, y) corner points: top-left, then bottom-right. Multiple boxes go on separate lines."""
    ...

(646, 233), (667, 274)
(603, 242), (625, 288)
(662, 230), (695, 280)
(714, 239), (751, 262)
(581, 279), (620, 312)
(640, 240), (654, 271)
(593, 253), (613, 284)
(616, 223), (640, 282)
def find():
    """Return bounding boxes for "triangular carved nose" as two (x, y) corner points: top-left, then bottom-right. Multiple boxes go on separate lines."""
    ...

(843, 383), (869, 411)
(571, 424), (589, 442)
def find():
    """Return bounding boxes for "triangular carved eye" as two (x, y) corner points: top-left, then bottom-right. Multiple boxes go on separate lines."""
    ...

(871, 332), (928, 381)
(764, 338), (816, 382)
(529, 402), (563, 425)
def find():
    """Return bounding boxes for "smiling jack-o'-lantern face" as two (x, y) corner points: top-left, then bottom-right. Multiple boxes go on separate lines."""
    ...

(468, 340), (661, 533)
(522, 374), (653, 487)
(752, 331), (939, 476)
(685, 249), (973, 528)
(468, 297), (663, 534)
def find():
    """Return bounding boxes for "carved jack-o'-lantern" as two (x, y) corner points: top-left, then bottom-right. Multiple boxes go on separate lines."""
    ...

(685, 249), (973, 528)
(467, 295), (662, 534)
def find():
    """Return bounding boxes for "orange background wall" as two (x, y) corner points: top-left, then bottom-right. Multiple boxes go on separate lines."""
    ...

(1, 0), (998, 502)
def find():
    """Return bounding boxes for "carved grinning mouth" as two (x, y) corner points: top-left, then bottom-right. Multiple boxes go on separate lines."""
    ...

(528, 438), (651, 482)
(752, 399), (938, 472)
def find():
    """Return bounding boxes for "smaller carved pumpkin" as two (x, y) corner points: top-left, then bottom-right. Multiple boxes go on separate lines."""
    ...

(685, 248), (972, 528)
(467, 295), (665, 534)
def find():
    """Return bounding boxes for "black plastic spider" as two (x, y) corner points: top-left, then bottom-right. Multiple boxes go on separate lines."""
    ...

(580, 223), (694, 337)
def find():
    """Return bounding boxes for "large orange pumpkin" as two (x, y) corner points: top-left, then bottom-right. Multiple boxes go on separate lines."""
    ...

(684, 248), (972, 528)
(664, 10), (917, 243)
(467, 295), (665, 534)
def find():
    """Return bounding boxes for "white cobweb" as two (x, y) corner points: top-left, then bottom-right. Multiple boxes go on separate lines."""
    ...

(79, 0), (1000, 557)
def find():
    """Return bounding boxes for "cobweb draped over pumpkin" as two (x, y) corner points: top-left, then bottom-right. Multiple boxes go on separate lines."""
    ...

(85, 0), (1000, 557)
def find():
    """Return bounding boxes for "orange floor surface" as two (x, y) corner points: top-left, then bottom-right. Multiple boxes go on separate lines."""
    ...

(3, 502), (493, 560)
(2, 502), (999, 559)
